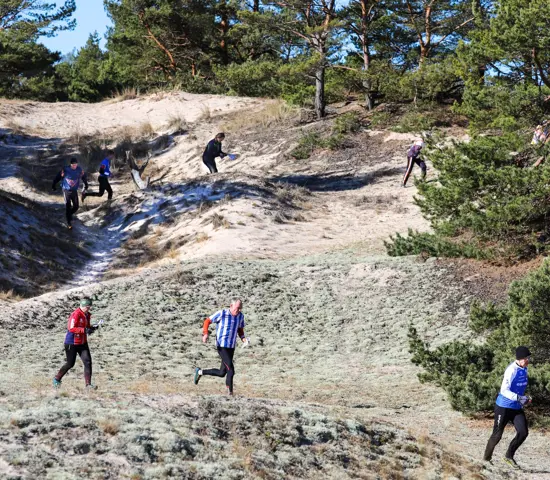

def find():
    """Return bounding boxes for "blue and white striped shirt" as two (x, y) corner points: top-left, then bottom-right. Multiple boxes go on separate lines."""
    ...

(210, 309), (245, 348)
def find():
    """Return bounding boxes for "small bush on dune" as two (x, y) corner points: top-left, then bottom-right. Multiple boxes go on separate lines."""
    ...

(391, 110), (435, 133)
(333, 112), (362, 135)
(111, 86), (139, 102)
(385, 229), (491, 260)
(291, 111), (362, 159)
(165, 115), (187, 134)
(291, 131), (322, 160)
(369, 111), (392, 128)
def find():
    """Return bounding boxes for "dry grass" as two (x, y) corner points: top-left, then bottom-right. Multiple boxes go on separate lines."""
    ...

(198, 104), (211, 122)
(195, 232), (210, 243)
(165, 114), (187, 134)
(138, 121), (155, 139)
(0, 289), (23, 302)
(165, 245), (180, 259)
(3, 118), (26, 136)
(111, 87), (140, 102)
(222, 100), (298, 133)
(98, 418), (120, 436)
(203, 213), (230, 230)
(275, 183), (309, 204)
(354, 194), (399, 208)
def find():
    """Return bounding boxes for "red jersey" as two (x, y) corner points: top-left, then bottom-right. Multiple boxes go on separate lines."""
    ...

(64, 307), (91, 345)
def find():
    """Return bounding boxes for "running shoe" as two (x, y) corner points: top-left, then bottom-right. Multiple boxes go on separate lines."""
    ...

(193, 367), (202, 385)
(503, 457), (520, 470)
(226, 387), (233, 396)
(86, 384), (98, 391)
(52, 378), (61, 388)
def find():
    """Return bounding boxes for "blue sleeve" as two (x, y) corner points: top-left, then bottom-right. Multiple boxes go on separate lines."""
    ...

(239, 314), (245, 329)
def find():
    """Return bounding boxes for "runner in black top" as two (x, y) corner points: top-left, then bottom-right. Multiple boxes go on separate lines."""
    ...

(202, 133), (227, 174)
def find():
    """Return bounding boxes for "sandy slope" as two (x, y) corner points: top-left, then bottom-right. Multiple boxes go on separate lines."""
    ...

(0, 93), (547, 479)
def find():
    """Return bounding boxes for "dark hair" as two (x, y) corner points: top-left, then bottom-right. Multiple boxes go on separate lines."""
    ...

(70, 158), (78, 164)
(106, 149), (115, 156)
(516, 346), (531, 360)
(215, 132), (225, 139)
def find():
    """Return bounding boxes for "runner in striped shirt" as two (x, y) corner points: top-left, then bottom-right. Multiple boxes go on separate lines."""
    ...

(194, 299), (246, 395)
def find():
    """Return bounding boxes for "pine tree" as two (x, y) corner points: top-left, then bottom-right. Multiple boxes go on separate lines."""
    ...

(0, 1), (75, 99)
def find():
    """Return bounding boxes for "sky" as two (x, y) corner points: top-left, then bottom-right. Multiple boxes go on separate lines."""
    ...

(40, 0), (112, 55)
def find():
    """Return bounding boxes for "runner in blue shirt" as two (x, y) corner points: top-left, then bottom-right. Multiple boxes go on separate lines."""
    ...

(83, 150), (114, 201)
(194, 298), (247, 395)
(52, 158), (89, 229)
(483, 346), (531, 469)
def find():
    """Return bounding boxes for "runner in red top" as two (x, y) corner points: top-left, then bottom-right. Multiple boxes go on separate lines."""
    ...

(53, 298), (99, 390)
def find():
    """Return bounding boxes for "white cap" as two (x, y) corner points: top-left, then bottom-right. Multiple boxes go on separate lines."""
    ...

(414, 140), (424, 147)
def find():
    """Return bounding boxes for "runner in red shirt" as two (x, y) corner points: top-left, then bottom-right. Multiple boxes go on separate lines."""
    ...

(53, 298), (99, 390)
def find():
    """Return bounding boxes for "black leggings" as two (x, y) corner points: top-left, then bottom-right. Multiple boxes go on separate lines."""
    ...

(484, 404), (528, 461)
(62, 189), (79, 224)
(86, 176), (113, 199)
(203, 156), (218, 174)
(202, 346), (235, 392)
(55, 343), (93, 386)
(403, 157), (427, 186)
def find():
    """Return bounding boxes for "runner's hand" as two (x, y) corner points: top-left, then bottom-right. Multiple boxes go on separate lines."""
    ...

(202, 334), (209, 343)
(519, 395), (531, 406)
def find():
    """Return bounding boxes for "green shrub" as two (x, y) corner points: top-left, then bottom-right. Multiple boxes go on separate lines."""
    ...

(216, 61), (282, 97)
(384, 229), (491, 259)
(454, 80), (549, 134)
(369, 111), (392, 128)
(291, 113), (361, 159)
(391, 111), (435, 133)
(333, 112), (361, 135)
(291, 131), (322, 159)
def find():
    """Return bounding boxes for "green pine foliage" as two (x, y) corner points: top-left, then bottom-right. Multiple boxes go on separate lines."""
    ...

(56, 33), (117, 102)
(0, 0), (75, 100)
(385, 229), (491, 259)
(409, 260), (550, 413)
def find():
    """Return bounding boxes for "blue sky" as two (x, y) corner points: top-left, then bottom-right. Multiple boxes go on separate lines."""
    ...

(40, 0), (112, 54)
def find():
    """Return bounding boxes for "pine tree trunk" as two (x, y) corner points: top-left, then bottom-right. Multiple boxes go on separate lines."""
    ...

(361, 0), (373, 110)
(315, 64), (326, 119)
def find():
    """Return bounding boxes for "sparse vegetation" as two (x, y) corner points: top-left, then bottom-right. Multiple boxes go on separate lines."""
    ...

(111, 87), (140, 102)
(198, 104), (211, 122)
(164, 114), (187, 134)
(222, 100), (298, 133)
(3, 119), (26, 136)
(291, 112), (362, 159)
